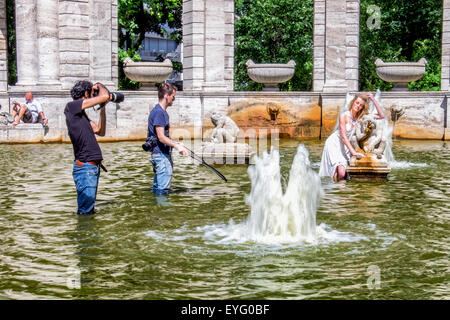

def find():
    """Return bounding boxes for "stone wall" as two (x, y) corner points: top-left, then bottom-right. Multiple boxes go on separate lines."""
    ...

(0, 91), (448, 143)
(182, 0), (234, 92)
(9, 0), (117, 92)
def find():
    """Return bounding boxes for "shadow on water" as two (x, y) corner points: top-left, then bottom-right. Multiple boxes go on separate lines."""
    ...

(0, 140), (448, 299)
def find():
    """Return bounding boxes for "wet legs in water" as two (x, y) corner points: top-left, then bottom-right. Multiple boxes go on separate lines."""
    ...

(334, 165), (347, 182)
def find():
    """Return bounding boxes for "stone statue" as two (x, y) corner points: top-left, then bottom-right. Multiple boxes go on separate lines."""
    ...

(0, 107), (14, 125)
(350, 113), (387, 159)
(210, 111), (239, 143)
(199, 111), (253, 165)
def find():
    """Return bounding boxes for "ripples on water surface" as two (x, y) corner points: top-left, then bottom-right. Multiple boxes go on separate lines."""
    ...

(0, 140), (448, 299)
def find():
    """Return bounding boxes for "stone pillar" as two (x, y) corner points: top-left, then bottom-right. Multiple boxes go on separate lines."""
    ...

(15, 0), (38, 86)
(0, 0), (8, 92)
(37, 0), (60, 86)
(442, 0), (450, 91)
(313, 0), (359, 92)
(182, 0), (233, 92)
(58, 0), (89, 90)
(58, 0), (117, 90)
(89, 0), (114, 88)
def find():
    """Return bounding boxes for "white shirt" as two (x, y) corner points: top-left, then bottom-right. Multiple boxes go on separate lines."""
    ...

(26, 100), (43, 123)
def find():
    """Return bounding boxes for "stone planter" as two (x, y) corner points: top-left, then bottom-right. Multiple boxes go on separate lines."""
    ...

(375, 58), (427, 91)
(123, 58), (173, 91)
(246, 59), (296, 91)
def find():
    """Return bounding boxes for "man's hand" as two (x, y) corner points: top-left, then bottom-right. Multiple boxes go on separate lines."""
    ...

(93, 82), (111, 101)
(174, 142), (189, 156)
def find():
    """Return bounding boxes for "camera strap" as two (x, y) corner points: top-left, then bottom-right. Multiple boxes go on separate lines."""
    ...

(100, 163), (108, 172)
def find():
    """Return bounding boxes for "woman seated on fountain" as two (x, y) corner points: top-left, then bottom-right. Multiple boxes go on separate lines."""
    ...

(319, 93), (384, 182)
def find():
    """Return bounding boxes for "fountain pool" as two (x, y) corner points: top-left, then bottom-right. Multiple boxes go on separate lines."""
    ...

(0, 139), (448, 299)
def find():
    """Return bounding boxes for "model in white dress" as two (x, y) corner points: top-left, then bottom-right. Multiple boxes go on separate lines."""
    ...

(318, 93), (385, 181)
(319, 111), (358, 178)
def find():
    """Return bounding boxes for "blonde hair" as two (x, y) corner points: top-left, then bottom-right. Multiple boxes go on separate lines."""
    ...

(348, 94), (369, 121)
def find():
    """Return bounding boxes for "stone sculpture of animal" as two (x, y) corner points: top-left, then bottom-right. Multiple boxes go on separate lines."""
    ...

(350, 114), (387, 158)
(210, 111), (239, 143)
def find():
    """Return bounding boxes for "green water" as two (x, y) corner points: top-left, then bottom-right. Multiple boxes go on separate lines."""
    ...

(0, 140), (448, 299)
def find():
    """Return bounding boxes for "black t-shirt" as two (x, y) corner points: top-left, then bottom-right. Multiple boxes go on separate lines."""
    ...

(64, 99), (103, 162)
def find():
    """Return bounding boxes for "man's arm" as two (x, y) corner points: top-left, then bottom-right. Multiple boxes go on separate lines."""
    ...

(155, 126), (188, 155)
(81, 83), (110, 110)
(90, 107), (106, 137)
(39, 111), (48, 125)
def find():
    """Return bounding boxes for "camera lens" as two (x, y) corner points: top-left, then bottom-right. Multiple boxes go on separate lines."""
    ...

(142, 142), (150, 151)
(110, 92), (125, 103)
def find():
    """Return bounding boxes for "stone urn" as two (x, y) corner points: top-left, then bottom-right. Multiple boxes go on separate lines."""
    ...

(375, 58), (427, 91)
(123, 58), (173, 90)
(246, 59), (296, 91)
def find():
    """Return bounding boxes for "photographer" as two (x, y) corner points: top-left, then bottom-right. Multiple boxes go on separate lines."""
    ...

(145, 83), (189, 195)
(64, 80), (111, 215)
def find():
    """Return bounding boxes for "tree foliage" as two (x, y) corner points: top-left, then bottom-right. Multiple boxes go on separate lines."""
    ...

(118, 0), (182, 89)
(359, 0), (442, 91)
(234, 0), (314, 91)
(6, 0), (16, 85)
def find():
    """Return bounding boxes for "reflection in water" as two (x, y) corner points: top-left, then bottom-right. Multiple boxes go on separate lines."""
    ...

(0, 140), (448, 299)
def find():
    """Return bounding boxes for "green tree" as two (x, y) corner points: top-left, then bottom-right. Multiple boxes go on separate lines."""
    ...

(118, 0), (182, 89)
(6, 0), (16, 85)
(360, 0), (442, 91)
(234, 0), (314, 91)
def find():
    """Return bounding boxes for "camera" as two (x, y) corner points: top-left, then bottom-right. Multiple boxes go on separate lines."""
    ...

(92, 84), (125, 103)
(109, 92), (125, 103)
(142, 136), (158, 151)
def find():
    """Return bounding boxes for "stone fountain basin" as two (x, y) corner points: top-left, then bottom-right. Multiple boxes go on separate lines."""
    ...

(246, 60), (296, 84)
(375, 58), (427, 83)
(123, 58), (173, 83)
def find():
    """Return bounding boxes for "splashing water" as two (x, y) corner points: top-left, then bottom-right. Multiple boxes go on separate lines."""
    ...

(244, 145), (323, 244)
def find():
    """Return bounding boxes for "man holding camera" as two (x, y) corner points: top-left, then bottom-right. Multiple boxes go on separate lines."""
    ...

(145, 83), (189, 195)
(64, 80), (111, 215)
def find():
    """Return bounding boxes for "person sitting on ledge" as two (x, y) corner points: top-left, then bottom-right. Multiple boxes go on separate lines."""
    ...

(11, 92), (48, 126)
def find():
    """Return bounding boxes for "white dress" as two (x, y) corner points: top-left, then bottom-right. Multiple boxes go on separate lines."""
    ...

(319, 111), (357, 178)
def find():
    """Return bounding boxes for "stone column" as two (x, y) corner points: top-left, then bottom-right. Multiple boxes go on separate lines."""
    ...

(89, 0), (114, 87)
(37, 0), (60, 86)
(183, 0), (205, 91)
(0, 0), (8, 92)
(442, 0), (450, 91)
(313, 0), (359, 92)
(182, 0), (233, 92)
(15, 0), (38, 86)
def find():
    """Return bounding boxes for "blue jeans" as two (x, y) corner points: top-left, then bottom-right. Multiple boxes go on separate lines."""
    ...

(151, 152), (173, 195)
(72, 161), (100, 214)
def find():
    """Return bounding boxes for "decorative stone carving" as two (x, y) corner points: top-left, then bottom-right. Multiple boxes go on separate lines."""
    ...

(266, 103), (281, 121)
(210, 111), (239, 143)
(390, 104), (405, 122)
(123, 58), (173, 91)
(346, 92), (392, 181)
(350, 114), (387, 158)
(246, 59), (296, 91)
(375, 58), (427, 91)
(200, 111), (253, 164)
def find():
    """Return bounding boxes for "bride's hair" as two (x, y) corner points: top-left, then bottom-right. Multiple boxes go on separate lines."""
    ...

(348, 94), (369, 121)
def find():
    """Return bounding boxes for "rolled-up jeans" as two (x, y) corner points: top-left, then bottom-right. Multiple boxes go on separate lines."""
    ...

(151, 152), (173, 195)
(72, 161), (100, 214)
